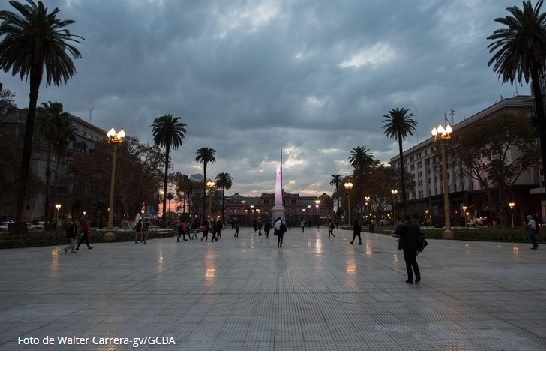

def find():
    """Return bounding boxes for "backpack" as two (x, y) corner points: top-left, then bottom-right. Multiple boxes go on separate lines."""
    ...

(330, 222), (335, 230)
(417, 232), (428, 253)
(65, 223), (76, 238)
(280, 222), (287, 233)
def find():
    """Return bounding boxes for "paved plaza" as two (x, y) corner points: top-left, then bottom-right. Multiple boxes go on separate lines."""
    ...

(0, 226), (545, 351)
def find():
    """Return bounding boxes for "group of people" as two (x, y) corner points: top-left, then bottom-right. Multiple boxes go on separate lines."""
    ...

(175, 218), (224, 242)
(134, 218), (151, 244)
(63, 218), (93, 254)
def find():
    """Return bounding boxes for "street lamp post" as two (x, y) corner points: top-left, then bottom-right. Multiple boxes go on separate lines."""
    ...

(344, 182), (353, 224)
(364, 196), (370, 221)
(432, 124), (453, 239)
(103, 128), (125, 241)
(206, 180), (216, 219)
(463, 206), (467, 227)
(391, 190), (398, 224)
(315, 199), (320, 224)
(509, 202), (515, 228)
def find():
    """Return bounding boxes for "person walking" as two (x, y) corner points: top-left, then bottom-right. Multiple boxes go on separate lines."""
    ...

(142, 218), (150, 244)
(64, 219), (78, 254)
(328, 219), (335, 238)
(264, 219), (272, 239)
(177, 219), (188, 242)
(135, 219), (143, 243)
(527, 215), (539, 250)
(394, 216), (422, 284)
(275, 217), (287, 247)
(76, 219), (92, 250)
(300, 219), (305, 232)
(234, 219), (240, 237)
(190, 219), (199, 240)
(200, 220), (210, 241)
(258, 220), (263, 236)
(216, 219), (223, 239)
(211, 220), (219, 242)
(350, 219), (362, 245)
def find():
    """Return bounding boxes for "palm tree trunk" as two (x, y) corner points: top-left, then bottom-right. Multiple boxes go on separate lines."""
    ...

(162, 145), (170, 226)
(222, 187), (225, 224)
(44, 144), (52, 222)
(202, 163), (207, 220)
(398, 135), (406, 219)
(15, 69), (42, 224)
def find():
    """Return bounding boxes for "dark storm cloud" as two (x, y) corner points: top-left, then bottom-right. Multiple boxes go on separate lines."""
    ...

(1, 0), (521, 196)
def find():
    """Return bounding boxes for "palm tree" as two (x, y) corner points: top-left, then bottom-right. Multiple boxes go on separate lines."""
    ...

(151, 114), (187, 225)
(382, 108), (417, 217)
(0, 0), (83, 225)
(38, 101), (74, 222)
(329, 174), (342, 224)
(488, 0), (546, 196)
(195, 147), (216, 219)
(215, 172), (233, 225)
(348, 146), (375, 212)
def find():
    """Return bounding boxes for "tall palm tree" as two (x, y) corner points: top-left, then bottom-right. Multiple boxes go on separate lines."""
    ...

(348, 146), (375, 212)
(382, 108), (417, 217)
(215, 172), (233, 224)
(38, 101), (74, 222)
(151, 114), (187, 225)
(488, 0), (546, 196)
(0, 0), (83, 225)
(195, 147), (216, 219)
(329, 174), (342, 224)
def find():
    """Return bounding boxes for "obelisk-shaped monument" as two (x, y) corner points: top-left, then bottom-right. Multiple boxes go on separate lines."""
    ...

(271, 164), (285, 221)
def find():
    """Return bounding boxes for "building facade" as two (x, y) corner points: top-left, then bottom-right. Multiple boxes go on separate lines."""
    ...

(389, 96), (542, 226)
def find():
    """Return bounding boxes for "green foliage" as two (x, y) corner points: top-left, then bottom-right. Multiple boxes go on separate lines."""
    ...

(0, 229), (175, 249)
(374, 226), (542, 243)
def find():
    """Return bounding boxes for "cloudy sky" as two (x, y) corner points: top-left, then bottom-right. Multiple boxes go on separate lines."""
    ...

(1, 0), (527, 197)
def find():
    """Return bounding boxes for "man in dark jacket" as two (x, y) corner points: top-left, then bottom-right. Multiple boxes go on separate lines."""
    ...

(394, 216), (421, 284)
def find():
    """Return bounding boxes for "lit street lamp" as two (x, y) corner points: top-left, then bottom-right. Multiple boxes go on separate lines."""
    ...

(432, 124), (453, 239)
(55, 204), (62, 229)
(463, 206), (467, 227)
(509, 202), (515, 228)
(344, 182), (353, 224)
(391, 189), (398, 224)
(206, 180), (216, 219)
(103, 128), (125, 241)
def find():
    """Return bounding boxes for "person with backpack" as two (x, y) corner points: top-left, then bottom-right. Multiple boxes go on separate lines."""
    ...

(274, 217), (287, 247)
(394, 215), (422, 284)
(64, 219), (79, 254)
(328, 219), (335, 238)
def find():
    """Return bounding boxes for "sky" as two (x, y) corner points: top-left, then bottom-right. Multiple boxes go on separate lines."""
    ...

(0, 0), (528, 197)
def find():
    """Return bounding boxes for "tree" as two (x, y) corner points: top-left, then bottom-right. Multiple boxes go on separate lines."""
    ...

(38, 101), (74, 222)
(488, 0), (546, 200)
(71, 136), (163, 226)
(215, 172), (233, 224)
(382, 108), (417, 218)
(0, 0), (83, 227)
(329, 174), (342, 223)
(195, 147), (216, 219)
(150, 114), (187, 225)
(348, 146), (377, 214)
(450, 112), (540, 225)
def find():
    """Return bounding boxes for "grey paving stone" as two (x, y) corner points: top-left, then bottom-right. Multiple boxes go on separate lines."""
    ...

(1, 227), (545, 351)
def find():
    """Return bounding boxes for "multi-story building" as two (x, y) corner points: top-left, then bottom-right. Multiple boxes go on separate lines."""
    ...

(221, 191), (334, 226)
(389, 95), (542, 226)
(0, 108), (105, 220)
